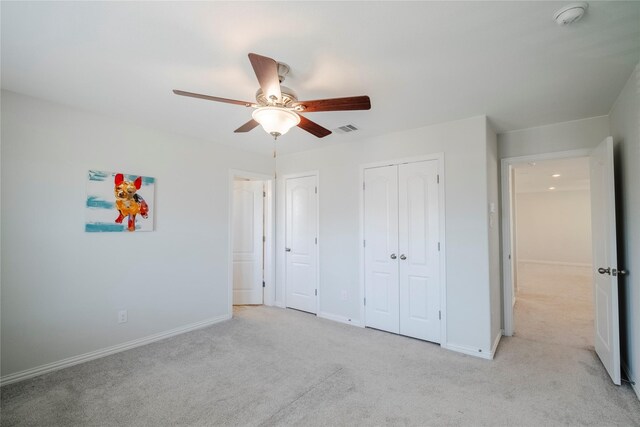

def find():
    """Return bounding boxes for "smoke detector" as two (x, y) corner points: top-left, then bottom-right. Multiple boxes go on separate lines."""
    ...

(554, 2), (589, 25)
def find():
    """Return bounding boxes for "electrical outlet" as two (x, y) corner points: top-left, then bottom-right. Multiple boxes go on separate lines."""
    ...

(118, 310), (128, 324)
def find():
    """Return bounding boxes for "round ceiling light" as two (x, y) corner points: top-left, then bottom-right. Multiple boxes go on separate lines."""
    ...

(252, 107), (301, 139)
(554, 2), (589, 25)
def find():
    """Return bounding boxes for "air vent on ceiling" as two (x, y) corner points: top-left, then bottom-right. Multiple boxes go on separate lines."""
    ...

(335, 124), (359, 134)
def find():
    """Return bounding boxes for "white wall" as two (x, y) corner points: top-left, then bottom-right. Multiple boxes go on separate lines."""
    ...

(609, 63), (640, 399)
(515, 190), (592, 266)
(498, 115), (610, 159)
(0, 91), (274, 378)
(487, 123), (502, 348)
(275, 115), (496, 355)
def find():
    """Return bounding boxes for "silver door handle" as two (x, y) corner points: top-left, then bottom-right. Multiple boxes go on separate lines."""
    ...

(400, 254), (407, 260)
(390, 254), (397, 259)
(285, 248), (291, 252)
(612, 269), (627, 276)
(598, 267), (611, 275)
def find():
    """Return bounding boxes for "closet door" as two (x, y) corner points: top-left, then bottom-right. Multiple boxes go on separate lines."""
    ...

(398, 161), (441, 343)
(364, 165), (399, 333)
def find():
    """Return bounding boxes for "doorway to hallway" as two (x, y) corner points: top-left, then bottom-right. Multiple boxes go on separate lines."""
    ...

(229, 170), (274, 310)
(509, 156), (594, 348)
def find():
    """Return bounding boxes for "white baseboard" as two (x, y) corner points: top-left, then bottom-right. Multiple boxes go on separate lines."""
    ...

(518, 259), (592, 268)
(442, 342), (492, 360)
(0, 313), (231, 387)
(622, 360), (640, 401)
(317, 311), (364, 328)
(490, 330), (503, 359)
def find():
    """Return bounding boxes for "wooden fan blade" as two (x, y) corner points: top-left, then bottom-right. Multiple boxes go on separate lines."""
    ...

(293, 96), (371, 112)
(234, 119), (260, 133)
(297, 115), (331, 138)
(248, 53), (282, 102)
(173, 90), (253, 107)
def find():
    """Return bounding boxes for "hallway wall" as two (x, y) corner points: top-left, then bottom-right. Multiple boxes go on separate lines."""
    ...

(515, 189), (592, 266)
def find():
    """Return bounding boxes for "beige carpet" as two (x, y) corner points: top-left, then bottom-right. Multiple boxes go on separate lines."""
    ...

(514, 262), (594, 349)
(2, 298), (639, 425)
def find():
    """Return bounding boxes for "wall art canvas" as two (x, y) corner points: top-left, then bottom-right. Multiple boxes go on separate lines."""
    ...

(86, 170), (155, 232)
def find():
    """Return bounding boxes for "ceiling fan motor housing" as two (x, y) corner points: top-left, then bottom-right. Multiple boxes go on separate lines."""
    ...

(255, 86), (298, 107)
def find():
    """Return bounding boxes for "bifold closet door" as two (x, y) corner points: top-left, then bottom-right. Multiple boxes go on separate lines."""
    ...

(398, 161), (440, 343)
(364, 165), (399, 333)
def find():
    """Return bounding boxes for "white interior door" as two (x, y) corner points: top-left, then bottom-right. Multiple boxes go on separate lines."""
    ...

(232, 180), (264, 305)
(364, 166), (400, 333)
(285, 175), (318, 314)
(398, 161), (441, 342)
(590, 137), (621, 385)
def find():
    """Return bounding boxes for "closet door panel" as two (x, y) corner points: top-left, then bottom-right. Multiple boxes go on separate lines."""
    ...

(398, 161), (440, 343)
(364, 165), (399, 333)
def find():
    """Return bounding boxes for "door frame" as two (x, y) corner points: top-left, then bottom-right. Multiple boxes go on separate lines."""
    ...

(500, 149), (592, 336)
(228, 169), (275, 315)
(359, 153), (447, 344)
(281, 171), (320, 315)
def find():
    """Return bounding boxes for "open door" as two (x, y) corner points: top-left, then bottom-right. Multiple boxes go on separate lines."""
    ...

(285, 175), (318, 314)
(590, 137), (621, 385)
(232, 180), (264, 305)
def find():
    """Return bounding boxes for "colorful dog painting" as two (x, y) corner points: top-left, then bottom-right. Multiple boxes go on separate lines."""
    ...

(85, 170), (155, 232)
(114, 173), (149, 231)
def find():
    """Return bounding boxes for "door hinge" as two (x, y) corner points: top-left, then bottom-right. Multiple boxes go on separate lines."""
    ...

(508, 254), (511, 260)
(437, 174), (440, 184)
(315, 186), (318, 194)
(363, 240), (366, 247)
(263, 236), (266, 242)
(438, 242), (440, 251)
(363, 182), (365, 191)
(364, 297), (366, 306)
(263, 191), (266, 197)
(315, 237), (318, 244)
(439, 310), (441, 320)
(262, 281), (266, 288)
(315, 289), (318, 296)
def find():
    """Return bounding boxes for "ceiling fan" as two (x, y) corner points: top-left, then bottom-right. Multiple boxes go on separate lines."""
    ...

(173, 53), (371, 140)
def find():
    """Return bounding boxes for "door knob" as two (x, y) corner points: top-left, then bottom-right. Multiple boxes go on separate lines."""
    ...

(400, 254), (407, 260)
(390, 254), (397, 259)
(598, 267), (611, 275)
(612, 269), (628, 276)
(285, 248), (291, 252)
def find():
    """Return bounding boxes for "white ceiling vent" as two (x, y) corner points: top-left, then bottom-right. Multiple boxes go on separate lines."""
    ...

(554, 3), (588, 25)
(335, 124), (359, 134)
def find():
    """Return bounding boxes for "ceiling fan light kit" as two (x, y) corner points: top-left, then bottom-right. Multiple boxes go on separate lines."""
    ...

(252, 107), (300, 139)
(174, 53), (371, 140)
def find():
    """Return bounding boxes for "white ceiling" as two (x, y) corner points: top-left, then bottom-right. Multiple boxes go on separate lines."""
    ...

(514, 157), (591, 193)
(2, 1), (639, 155)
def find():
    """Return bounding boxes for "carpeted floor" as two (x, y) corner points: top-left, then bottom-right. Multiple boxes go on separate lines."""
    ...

(514, 262), (594, 349)
(1, 283), (639, 425)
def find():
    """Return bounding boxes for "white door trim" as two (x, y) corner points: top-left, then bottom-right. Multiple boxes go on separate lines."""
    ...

(359, 153), (446, 344)
(282, 171), (320, 315)
(228, 169), (275, 316)
(500, 149), (592, 336)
